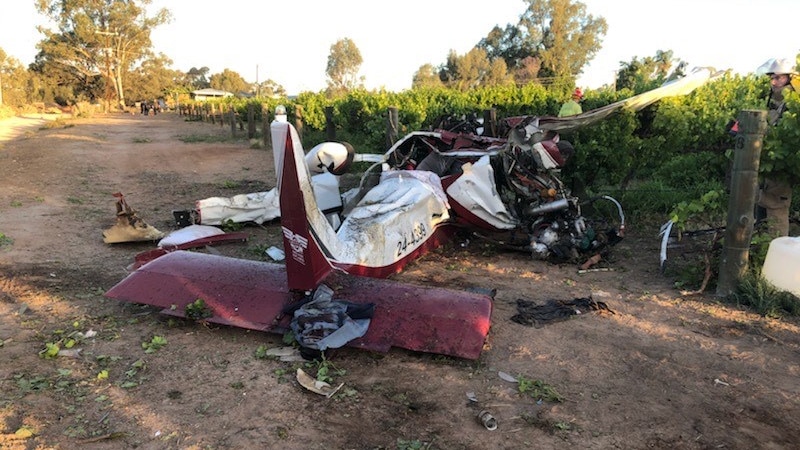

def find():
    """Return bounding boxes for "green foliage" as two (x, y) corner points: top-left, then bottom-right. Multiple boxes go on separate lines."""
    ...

(253, 345), (268, 360)
(668, 189), (727, 232)
(220, 219), (244, 232)
(651, 152), (728, 190)
(184, 299), (213, 321)
(396, 438), (433, 450)
(567, 107), (639, 188)
(616, 51), (682, 93)
(516, 375), (562, 402)
(305, 357), (346, 384)
(731, 271), (800, 318)
(39, 342), (60, 359)
(209, 68), (248, 94)
(748, 230), (774, 271)
(142, 335), (167, 354)
(477, 0), (607, 83)
(34, 0), (171, 109)
(762, 92), (800, 184)
(178, 134), (230, 143)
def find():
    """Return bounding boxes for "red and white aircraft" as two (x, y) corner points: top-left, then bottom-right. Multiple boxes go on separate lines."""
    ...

(106, 67), (719, 359)
(106, 119), (494, 360)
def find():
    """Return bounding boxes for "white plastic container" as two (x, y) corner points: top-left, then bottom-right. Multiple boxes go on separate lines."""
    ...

(761, 237), (800, 297)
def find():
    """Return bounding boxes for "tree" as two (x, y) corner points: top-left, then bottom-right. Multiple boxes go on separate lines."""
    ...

(477, 0), (607, 84)
(412, 63), (443, 89)
(0, 48), (32, 107)
(185, 66), (210, 89)
(34, 0), (171, 110)
(125, 53), (182, 103)
(439, 48), (512, 90)
(209, 69), (248, 95)
(616, 50), (686, 92)
(252, 79), (286, 98)
(511, 56), (542, 86)
(325, 38), (363, 94)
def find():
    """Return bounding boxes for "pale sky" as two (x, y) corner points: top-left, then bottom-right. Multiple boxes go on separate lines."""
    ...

(1, 0), (797, 94)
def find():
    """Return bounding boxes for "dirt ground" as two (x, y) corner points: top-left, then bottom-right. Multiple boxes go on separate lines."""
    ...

(0, 112), (799, 450)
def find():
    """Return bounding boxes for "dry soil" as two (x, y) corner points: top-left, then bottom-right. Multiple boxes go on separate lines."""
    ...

(0, 112), (799, 450)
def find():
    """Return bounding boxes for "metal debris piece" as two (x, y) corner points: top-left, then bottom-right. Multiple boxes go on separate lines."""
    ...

(498, 371), (518, 383)
(296, 368), (343, 398)
(477, 410), (498, 431)
(102, 192), (164, 244)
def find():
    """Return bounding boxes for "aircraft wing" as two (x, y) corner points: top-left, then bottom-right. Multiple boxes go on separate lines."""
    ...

(537, 67), (723, 133)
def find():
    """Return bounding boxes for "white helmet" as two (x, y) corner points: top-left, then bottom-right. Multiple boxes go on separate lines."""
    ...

(305, 141), (355, 175)
(756, 58), (797, 76)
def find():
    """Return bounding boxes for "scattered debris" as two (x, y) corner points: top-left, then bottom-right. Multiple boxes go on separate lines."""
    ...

(196, 190), (279, 225)
(77, 432), (129, 444)
(56, 348), (83, 358)
(498, 371), (518, 383)
(158, 224), (226, 247)
(579, 254), (602, 271)
(714, 378), (730, 386)
(289, 284), (375, 352)
(265, 246), (285, 261)
(477, 410), (498, 431)
(102, 192), (164, 244)
(129, 225), (249, 269)
(265, 346), (305, 362)
(296, 367), (343, 398)
(511, 296), (615, 328)
(578, 267), (614, 274)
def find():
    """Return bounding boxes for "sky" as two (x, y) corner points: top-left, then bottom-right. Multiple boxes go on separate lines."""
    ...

(1, 0), (798, 95)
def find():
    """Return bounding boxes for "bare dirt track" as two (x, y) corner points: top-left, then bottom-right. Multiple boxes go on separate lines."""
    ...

(0, 112), (799, 450)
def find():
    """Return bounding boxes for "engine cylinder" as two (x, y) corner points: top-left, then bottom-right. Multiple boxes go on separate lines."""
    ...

(525, 198), (569, 217)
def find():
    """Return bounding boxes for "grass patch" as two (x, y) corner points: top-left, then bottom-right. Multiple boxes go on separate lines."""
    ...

(731, 271), (800, 318)
(132, 137), (151, 143)
(517, 375), (563, 402)
(178, 134), (230, 143)
(40, 119), (74, 130)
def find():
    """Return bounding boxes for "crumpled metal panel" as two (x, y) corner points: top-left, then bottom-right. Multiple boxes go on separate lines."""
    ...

(106, 251), (493, 360)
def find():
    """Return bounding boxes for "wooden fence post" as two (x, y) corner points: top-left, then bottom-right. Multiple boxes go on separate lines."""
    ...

(716, 109), (768, 297)
(262, 105), (271, 149)
(386, 107), (399, 148)
(294, 105), (304, 141)
(230, 106), (236, 137)
(247, 104), (255, 139)
(483, 108), (497, 137)
(325, 106), (336, 141)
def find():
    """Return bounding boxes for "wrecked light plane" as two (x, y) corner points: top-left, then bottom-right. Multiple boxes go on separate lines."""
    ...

(105, 67), (719, 359)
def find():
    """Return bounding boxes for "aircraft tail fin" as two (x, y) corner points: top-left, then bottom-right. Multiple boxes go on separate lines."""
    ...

(272, 121), (335, 291)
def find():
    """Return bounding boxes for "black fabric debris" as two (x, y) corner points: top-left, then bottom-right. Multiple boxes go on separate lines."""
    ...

(289, 284), (375, 353)
(511, 296), (614, 328)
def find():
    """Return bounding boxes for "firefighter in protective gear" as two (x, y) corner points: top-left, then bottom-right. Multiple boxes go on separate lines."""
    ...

(756, 57), (797, 236)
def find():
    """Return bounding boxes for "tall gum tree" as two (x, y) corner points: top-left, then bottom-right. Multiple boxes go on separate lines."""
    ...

(35, 0), (170, 110)
(478, 0), (607, 85)
(325, 38), (363, 95)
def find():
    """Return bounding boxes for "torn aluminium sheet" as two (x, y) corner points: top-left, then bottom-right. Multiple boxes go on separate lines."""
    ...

(196, 190), (280, 225)
(195, 172), (343, 226)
